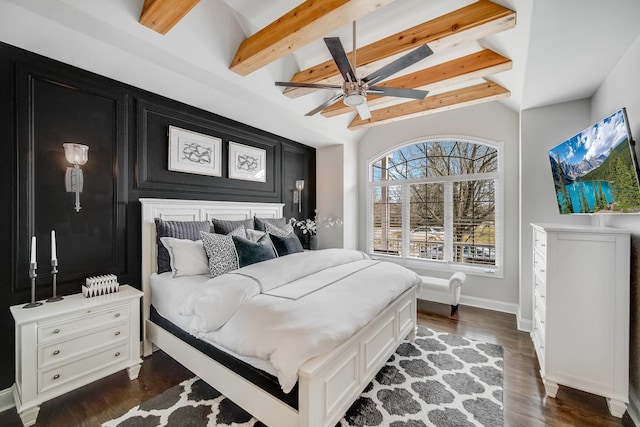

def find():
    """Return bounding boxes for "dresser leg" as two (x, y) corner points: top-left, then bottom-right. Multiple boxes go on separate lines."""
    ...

(542, 377), (559, 398)
(127, 363), (141, 380)
(607, 398), (627, 418)
(18, 405), (40, 427)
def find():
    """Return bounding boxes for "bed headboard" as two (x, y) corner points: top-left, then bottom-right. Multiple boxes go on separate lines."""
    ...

(140, 198), (284, 356)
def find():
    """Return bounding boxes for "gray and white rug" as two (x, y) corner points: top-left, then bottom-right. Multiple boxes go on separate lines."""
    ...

(104, 327), (503, 427)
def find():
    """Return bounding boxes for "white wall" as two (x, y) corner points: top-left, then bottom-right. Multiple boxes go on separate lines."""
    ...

(316, 140), (359, 250)
(590, 34), (640, 421)
(519, 99), (592, 328)
(358, 102), (520, 314)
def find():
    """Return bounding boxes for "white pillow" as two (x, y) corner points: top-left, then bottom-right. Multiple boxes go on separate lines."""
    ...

(246, 228), (266, 243)
(160, 237), (209, 278)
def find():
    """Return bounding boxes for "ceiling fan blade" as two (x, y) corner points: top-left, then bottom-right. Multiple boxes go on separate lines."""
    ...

(355, 101), (371, 120)
(324, 37), (357, 82)
(363, 44), (433, 85)
(305, 93), (344, 116)
(275, 82), (343, 90)
(368, 86), (428, 100)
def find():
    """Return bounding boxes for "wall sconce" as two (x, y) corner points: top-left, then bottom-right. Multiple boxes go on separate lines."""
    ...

(295, 180), (305, 213)
(63, 143), (89, 213)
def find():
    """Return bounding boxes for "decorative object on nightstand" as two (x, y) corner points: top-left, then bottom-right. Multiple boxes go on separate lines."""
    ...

(10, 285), (143, 427)
(24, 236), (42, 309)
(82, 274), (120, 297)
(46, 230), (63, 302)
(290, 210), (343, 250)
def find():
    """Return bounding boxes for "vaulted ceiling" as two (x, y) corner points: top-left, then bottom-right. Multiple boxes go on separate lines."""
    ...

(2, 0), (640, 147)
(140, 0), (516, 130)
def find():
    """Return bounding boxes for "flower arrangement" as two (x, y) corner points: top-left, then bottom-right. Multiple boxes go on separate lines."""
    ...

(290, 210), (343, 236)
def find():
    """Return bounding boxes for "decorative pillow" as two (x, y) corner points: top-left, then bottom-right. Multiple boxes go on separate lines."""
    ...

(269, 233), (304, 257)
(232, 233), (277, 267)
(246, 229), (266, 243)
(160, 237), (209, 277)
(211, 218), (253, 235)
(200, 227), (246, 278)
(254, 217), (287, 232)
(265, 222), (294, 237)
(155, 218), (211, 274)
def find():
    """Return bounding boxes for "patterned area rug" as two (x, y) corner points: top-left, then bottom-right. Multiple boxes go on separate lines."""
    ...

(103, 327), (503, 427)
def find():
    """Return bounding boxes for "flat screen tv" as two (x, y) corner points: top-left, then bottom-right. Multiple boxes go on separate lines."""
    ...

(548, 108), (640, 214)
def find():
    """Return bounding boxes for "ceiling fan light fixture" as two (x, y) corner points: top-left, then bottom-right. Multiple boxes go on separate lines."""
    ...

(343, 88), (366, 106)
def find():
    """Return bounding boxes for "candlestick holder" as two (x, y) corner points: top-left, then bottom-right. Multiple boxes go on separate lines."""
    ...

(46, 260), (63, 302)
(24, 262), (43, 309)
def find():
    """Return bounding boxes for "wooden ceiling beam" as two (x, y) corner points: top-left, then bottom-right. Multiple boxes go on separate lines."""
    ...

(139, 0), (200, 35)
(283, 0), (515, 98)
(348, 80), (510, 130)
(229, 0), (396, 76)
(321, 49), (511, 117)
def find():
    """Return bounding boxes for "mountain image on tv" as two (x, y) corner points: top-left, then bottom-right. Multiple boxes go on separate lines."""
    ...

(548, 108), (640, 214)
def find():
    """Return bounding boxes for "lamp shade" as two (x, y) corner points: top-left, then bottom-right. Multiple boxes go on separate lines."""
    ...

(295, 180), (305, 191)
(63, 143), (89, 166)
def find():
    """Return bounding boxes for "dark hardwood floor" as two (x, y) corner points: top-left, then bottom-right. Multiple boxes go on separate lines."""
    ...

(0, 302), (635, 426)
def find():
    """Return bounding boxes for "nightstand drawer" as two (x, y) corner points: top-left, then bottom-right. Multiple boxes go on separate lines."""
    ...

(38, 341), (129, 393)
(38, 322), (129, 368)
(38, 305), (129, 344)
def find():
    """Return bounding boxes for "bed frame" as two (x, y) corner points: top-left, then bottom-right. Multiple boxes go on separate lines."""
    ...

(140, 198), (417, 427)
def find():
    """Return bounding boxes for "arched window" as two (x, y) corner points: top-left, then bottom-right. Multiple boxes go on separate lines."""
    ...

(368, 138), (503, 275)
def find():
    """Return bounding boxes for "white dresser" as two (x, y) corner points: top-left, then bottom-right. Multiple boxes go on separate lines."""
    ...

(10, 285), (143, 427)
(530, 223), (630, 417)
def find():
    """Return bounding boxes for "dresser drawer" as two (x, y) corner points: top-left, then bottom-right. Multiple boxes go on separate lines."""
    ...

(533, 229), (547, 254)
(38, 342), (129, 393)
(38, 305), (129, 344)
(534, 275), (546, 308)
(533, 250), (546, 280)
(534, 309), (546, 344)
(38, 322), (129, 368)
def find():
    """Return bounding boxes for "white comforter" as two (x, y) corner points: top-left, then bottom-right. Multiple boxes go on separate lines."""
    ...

(180, 249), (420, 393)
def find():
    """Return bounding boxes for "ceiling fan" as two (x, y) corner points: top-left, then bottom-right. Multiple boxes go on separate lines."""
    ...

(275, 22), (433, 120)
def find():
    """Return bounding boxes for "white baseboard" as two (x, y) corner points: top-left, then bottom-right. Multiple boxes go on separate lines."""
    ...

(0, 385), (15, 413)
(459, 295), (519, 316)
(629, 385), (639, 427)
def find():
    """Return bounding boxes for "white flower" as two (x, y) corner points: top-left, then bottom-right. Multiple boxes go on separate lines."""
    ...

(290, 211), (342, 236)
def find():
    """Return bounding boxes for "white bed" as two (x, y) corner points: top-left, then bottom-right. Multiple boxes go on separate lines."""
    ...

(141, 198), (418, 427)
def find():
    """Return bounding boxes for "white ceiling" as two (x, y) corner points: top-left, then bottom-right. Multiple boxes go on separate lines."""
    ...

(1, 0), (639, 148)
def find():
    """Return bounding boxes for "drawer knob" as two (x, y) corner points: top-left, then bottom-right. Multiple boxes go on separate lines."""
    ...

(541, 243), (546, 247)
(53, 350), (60, 356)
(540, 269), (545, 273)
(53, 329), (60, 334)
(53, 374), (60, 380)
(115, 331), (121, 336)
(115, 352), (121, 357)
(115, 313), (121, 318)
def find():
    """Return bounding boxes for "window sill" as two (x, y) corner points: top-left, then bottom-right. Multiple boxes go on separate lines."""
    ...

(368, 253), (503, 279)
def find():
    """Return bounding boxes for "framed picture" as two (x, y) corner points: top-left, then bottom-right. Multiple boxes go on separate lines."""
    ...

(228, 141), (266, 182)
(168, 125), (222, 177)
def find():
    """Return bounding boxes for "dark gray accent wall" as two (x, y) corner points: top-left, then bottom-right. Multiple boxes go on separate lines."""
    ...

(0, 42), (316, 389)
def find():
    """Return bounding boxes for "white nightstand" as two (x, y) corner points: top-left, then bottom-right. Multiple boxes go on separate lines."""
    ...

(10, 285), (143, 427)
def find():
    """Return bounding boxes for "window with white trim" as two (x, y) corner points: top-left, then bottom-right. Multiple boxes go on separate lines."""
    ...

(368, 138), (502, 274)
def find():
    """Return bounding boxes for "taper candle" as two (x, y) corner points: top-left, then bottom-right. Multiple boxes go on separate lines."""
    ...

(30, 236), (36, 264)
(51, 230), (57, 261)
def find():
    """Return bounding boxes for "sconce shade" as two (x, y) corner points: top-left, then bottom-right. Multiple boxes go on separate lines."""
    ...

(295, 180), (305, 191)
(63, 143), (89, 166)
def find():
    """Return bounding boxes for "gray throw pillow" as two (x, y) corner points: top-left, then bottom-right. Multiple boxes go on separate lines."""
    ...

(200, 227), (246, 278)
(232, 233), (277, 267)
(254, 217), (287, 232)
(155, 218), (211, 274)
(269, 233), (304, 257)
(265, 222), (294, 237)
(211, 218), (254, 235)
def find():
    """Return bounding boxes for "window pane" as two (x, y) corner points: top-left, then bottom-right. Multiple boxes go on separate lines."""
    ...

(453, 180), (496, 265)
(372, 185), (403, 257)
(408, 183), (444, 260)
